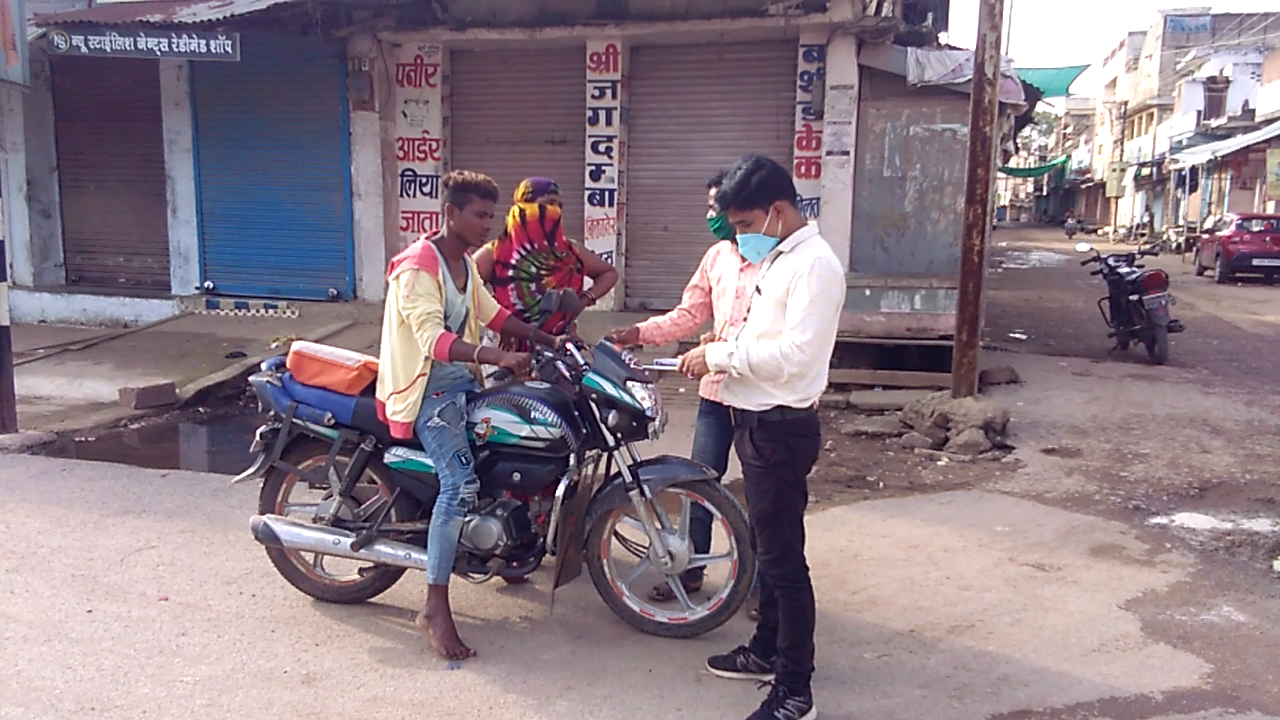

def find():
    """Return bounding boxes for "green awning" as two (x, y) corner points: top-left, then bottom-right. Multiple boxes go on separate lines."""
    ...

(998, 155), (1070, 178)
(1015, 65), (1090, 98)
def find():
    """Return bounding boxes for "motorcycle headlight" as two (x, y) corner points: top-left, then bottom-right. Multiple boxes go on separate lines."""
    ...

(625, 380), (660, 419)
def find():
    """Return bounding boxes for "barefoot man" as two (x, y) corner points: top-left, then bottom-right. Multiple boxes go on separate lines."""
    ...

(376, 170), (565, 660)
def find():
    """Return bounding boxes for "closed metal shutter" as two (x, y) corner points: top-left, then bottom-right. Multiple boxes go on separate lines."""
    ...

(52, 57), (169, 291)
(852, 68), (969, 275)
(624, 42), (796, 310)
(450, 48), (586, 242)
(192, 32), (355, 300)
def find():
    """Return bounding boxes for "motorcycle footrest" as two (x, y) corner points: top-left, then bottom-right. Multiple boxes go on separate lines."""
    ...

(1167, 320), (1186, 334)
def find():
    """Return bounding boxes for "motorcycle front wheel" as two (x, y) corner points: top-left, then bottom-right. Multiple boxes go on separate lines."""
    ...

(585, 480), (755, 639)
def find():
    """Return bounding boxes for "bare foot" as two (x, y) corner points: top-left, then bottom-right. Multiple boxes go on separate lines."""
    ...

(415, 607), (476, 661)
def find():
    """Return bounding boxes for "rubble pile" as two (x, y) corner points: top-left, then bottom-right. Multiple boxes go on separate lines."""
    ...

(897, 390), (1014, 458)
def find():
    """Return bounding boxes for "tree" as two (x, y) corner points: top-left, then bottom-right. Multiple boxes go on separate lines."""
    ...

(1020, 110), (1058, 159)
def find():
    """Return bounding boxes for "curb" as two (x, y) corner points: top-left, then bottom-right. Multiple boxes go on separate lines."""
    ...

(25, 320), (358, 438)
(176, 320), (356, 403)
(0, 431), (60, 454)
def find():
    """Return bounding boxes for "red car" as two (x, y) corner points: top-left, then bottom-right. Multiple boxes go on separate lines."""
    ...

(1193, 213), (1280, 283)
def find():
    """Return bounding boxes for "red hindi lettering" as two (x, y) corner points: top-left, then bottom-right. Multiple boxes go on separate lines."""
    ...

(400, 209), (441, 235)
(394, 55), (440, 89)
(794, 122), (822, 153)
(395, 132), (443, 163)
(794, 156), (822, 181)
(587, 42), (621, 75)
(585, 215), (617, 241)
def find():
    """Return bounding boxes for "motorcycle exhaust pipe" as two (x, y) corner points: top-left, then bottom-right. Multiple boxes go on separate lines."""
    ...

(250, 514), (428, 572)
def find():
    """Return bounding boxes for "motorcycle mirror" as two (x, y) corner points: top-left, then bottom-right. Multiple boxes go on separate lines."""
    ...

(538, 287), (585, 325)
(1074, 242), (1094, 254)
(540, 288), (565, 314)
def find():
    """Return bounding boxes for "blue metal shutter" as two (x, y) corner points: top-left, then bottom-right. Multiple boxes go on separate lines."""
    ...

(192, 32), (355, 300)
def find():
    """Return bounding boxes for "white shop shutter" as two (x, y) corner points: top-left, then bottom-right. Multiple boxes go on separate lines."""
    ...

(624, 41), (796, 310)
(449, 48), (586, 242)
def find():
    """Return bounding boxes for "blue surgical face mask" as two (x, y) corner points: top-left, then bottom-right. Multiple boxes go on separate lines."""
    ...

(735, 209), (781, 265)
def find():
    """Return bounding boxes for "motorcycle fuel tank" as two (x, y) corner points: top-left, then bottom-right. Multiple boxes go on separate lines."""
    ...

(466, 380), (583, 454)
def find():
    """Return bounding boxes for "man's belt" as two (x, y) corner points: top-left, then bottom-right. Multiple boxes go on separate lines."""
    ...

(729, 404), (817, 428)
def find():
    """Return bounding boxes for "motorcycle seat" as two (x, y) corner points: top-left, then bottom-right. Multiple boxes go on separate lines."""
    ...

(281, 373), (419, 448)
(259, 356), (417, 448)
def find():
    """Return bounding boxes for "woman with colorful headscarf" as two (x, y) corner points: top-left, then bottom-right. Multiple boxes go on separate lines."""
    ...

(474, 176), (619, 352)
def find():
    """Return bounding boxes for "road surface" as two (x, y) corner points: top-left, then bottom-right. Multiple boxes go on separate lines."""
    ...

(3, 451), (1276, 720)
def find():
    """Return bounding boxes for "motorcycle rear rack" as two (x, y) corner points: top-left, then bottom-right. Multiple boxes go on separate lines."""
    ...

(257, 401), (371, 497)
(1095, 296), (1116, 330)
(1097, 296), (1145, 336)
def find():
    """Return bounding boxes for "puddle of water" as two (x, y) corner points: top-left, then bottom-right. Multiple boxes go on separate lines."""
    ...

(40, 413), (262, 476)
(1148, 511), (1279, 534)
(998, 249), (1071, 269)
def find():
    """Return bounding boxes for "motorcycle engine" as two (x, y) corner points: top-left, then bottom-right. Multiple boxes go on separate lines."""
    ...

(458, 498), (537, 558)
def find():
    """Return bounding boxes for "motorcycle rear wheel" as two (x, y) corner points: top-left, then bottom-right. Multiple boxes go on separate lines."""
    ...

(585, 480), (754, 639)
(258, 438), (414, 604)
(1145, 326), (1169, 365)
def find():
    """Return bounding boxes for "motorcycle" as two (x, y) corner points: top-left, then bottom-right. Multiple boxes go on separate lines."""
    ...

(1064, 218), (1080, 239)
(231, 297), (755, 639)
(1074, 241), (1186, 365)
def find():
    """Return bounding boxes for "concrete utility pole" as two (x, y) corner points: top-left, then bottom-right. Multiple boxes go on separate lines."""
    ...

(0, 237), (17, 433)
(951, 0), (1005, 399)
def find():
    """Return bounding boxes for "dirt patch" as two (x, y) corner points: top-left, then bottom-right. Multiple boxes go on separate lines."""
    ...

(802, 411), (1015, 508)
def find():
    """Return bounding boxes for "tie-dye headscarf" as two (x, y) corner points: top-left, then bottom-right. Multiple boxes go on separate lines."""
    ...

(488, 177), (585, 351)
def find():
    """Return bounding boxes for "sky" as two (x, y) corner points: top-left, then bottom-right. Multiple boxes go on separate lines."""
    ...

(944, 0), (1280, 96)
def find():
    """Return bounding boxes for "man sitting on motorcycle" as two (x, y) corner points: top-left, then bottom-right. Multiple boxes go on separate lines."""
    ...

(1064, 210), (1080, 237)
(376, 170), (564, 661)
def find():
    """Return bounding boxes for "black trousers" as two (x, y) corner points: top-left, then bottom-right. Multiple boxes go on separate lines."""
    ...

(737, 411), (821, 696)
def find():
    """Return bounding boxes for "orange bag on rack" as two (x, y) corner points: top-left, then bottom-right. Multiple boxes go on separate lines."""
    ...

(285, 340), (380, 395)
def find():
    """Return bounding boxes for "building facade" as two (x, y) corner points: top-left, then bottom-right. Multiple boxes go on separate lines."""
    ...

(7, 0), (985, 335)
(5, 0), (877, 324)
(1080, 11), (1280, 232)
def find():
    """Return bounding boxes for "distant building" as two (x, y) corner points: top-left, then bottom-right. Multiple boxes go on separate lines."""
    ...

(1076, 10), (1280, 230)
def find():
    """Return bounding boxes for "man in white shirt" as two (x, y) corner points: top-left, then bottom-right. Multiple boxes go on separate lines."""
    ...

(678, 154), (845, 720)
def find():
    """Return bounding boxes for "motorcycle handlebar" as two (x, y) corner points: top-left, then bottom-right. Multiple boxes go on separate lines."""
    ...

(485, 339), (589, 386)
(1080, 257), (1096, 266)
(1089, 269), (1103, 276)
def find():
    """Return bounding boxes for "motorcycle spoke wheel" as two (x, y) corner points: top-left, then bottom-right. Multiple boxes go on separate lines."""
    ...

(271, 455), (394, 586)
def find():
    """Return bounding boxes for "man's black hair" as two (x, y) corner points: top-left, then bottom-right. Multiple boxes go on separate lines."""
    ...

(714, 154), (798, 214)
(443, 170), (500, 210)
(706, 169), (729, 190)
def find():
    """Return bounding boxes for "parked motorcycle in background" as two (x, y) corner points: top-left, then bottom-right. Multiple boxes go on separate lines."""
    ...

(1064, 217), (1080, 239)
(1074, 241), (1186, 365)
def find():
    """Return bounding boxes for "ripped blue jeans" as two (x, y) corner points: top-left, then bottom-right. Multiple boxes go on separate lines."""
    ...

(413, 378), (482, 586)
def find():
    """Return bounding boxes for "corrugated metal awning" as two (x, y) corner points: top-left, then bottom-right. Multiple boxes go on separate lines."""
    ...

(1170, 119), (1280, 169)
(33, 0), (301, 27)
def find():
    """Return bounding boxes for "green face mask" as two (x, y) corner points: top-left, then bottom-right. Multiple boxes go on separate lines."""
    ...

(707, 213), (736, 241)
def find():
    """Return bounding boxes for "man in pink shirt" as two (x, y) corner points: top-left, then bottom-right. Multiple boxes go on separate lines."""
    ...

(608, 170), (760, 605)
